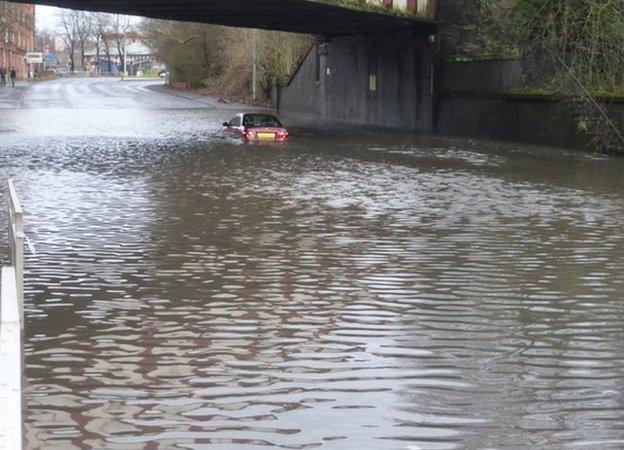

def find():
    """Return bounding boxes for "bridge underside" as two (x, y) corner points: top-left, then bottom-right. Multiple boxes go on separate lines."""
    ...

(9, 0), (435, 35)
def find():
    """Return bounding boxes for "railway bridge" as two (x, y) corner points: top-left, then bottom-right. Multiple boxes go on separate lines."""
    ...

(9, 0), (438, 35)
(7, 0), (468, 130)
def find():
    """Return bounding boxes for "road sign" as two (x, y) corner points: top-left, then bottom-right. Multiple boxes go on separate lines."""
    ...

(25, 52), (43, 64)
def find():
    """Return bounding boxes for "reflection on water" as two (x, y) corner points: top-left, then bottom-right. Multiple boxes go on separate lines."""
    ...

(1, 106), (624, 449)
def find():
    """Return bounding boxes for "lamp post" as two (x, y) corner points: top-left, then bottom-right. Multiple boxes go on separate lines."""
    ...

(252, 30), (258, 101)
(119, 37), (126, 81)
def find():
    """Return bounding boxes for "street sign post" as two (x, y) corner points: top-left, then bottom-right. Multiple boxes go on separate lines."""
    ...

(25, 52), (43, 64)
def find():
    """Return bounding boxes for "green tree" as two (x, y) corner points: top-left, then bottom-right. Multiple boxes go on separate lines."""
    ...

(463, 0), (624, 91)
(513, 0), (624, 89)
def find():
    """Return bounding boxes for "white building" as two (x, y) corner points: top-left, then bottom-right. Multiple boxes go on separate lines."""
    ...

(84, 38), (161, 75)
(367, 0), (436, 16)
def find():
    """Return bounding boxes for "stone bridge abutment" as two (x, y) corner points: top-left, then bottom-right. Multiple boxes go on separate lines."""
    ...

(277, 28), (437, 131)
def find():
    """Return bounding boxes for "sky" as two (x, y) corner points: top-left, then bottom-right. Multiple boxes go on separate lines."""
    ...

(36, 5), (60, 30)
(36, 5), (142, 31)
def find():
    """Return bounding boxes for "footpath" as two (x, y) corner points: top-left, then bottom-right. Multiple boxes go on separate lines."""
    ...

(146, 83), (257, 110)
(0, 81), (28, 109)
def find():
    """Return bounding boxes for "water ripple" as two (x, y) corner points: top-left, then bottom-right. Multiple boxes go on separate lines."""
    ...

(0, 103), (622, 449)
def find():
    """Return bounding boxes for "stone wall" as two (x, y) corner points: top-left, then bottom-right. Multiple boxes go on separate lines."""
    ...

(434, 0), (479, 55)
(436, 91), (624, 151)
(440, 59), (524, 93)
(435, 92), (586, 149)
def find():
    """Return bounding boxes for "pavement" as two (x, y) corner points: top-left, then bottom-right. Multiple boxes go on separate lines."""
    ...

(0, 81), (28, 109)
(0, 267), (21, 450)
(0, 76), (272, 140)
(145, 83), (244, 108)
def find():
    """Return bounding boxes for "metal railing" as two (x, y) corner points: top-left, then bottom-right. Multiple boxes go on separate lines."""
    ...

(0, 178), (25, 450)
(7, 179), (24, 321)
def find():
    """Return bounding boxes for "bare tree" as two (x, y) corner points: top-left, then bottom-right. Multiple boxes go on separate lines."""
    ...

(74, 11), (93, 71)
(58, 10), (79, 72)
(141, 17), (312, 95)
(90, 13), (111, 75)
(111, 14), (132, 72)
(102, 32), (113, 74)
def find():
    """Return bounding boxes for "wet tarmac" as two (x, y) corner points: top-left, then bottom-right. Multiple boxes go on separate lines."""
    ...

(1, 78), (624, 449)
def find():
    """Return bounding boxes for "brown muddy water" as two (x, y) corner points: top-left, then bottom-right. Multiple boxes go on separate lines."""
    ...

(1, 79), (624, 449)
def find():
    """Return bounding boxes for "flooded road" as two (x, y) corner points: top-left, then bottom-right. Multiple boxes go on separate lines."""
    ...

(1, 78), (624, 449)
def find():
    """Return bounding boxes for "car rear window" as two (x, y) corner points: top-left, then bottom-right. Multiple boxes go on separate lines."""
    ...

(243, 114), (282, 128)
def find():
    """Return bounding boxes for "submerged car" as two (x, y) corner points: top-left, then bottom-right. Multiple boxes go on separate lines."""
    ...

(222, 113), (290, 143)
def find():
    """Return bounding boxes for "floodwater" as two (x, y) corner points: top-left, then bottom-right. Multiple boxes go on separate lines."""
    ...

(1, 78), (624, 449)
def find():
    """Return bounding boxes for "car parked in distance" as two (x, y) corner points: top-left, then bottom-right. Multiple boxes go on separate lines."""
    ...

(53, 67), (70, 77)
(223, 113), (290, 143)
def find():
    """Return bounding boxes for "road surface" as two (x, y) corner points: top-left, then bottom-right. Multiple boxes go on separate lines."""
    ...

(1, 77), (624, 450)
(18, 77), (233, 109)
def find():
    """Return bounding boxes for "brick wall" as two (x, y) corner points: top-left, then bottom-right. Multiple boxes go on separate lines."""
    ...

(0, 3), (35, 78)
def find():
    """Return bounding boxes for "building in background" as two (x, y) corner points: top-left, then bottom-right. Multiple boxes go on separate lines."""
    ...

(85, 34), (162, 76)
(0, 2), (35, 78)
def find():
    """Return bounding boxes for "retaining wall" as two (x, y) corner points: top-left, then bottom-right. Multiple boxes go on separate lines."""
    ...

(435, 91), (586, 149)
(436, 91), (624, 150)
(278, 32), (624, 152)
(440, 59), (524, 93)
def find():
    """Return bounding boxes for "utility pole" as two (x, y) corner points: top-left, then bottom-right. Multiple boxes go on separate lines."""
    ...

(122, 44), (127, 80)
(252, 30), (258, 100)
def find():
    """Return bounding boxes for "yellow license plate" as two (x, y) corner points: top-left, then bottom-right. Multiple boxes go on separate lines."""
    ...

(258, 132), (275, 140)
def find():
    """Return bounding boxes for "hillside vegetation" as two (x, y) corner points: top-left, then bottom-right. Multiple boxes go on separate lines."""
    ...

(142, 20), (313, 102)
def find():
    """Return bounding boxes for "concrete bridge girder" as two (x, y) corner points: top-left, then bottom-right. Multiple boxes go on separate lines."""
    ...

(9, 0), (436, 36)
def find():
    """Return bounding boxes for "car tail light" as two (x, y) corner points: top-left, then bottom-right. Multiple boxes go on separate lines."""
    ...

(276, 131), (289, 139)
(244, 130), (257, 140)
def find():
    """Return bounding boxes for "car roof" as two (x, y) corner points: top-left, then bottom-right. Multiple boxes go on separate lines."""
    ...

(240, 112), (278, 117)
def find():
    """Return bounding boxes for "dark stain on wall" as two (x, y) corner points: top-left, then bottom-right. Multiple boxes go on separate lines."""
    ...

(435, 92), (588, 150)
(278, 29), (435, 132)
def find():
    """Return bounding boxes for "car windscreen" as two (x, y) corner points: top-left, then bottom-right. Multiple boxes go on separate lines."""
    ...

(243, 114), (282, 128)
